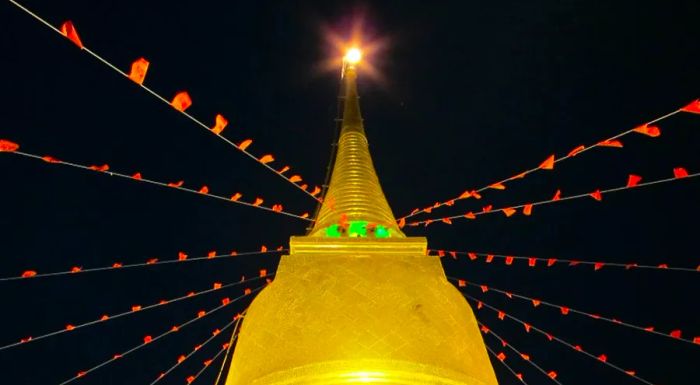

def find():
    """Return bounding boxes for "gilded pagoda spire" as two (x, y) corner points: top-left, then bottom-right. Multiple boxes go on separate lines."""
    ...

(223, 49), (498, 385)
(309, 59), (404, 238)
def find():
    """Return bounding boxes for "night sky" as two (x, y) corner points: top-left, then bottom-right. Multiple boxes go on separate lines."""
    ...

(1, 1), (699, 384)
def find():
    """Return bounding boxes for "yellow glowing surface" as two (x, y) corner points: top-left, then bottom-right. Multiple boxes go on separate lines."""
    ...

(345, 48), (362, 64)
(223, 58), (498, 385)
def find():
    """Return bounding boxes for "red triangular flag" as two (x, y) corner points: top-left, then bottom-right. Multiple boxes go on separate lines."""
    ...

(673, 167), (688, 178)
(60, 21), (83, 48)
(589, 189), (602, 201)
(522, 203), (533, 216)
(552, 189), (561, 201)
(627, 174), (642, 187)
(171, 91), (192, 112)
(539, 154), (555, 170)
(681, 99), (700, 114)
(0, 139), (19, 152)
(633, 123), (661, 137)
(128, 58), (149, 85)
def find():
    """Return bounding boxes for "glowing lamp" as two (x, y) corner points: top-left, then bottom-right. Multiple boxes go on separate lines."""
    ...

(345, 48), (362, 64)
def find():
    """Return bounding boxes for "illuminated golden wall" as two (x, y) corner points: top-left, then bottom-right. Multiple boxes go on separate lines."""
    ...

(224, 62), (498, 385)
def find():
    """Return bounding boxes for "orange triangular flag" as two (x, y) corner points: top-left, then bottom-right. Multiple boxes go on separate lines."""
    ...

(238, 139), (253, 151)
(442, 218), (452, 224)
(598, 139), (623, 148)
(674, 167), (688, 178)
(198, 186), (209, 194)
(539, 154), (555, 170)
(128, 58), (149, 85)
(502, 207), (516, 217)
(627, 174), (642, 187)
(310, 186), (321, 196)
(398, 217), (406, 228)
(259, 154), (274, 164)
(459, 190), (472, 199)
(289, 175), (302, 183)
(253, 197), (263, 206)
(0, 139), (19, 152)
(522, 203), (533, 216)
(464, 212), (476, 219)
(171, 91), (192, 112)
(489, 182), (506, 190)
(211, 114), (228, 135)
(633, 123), (661, 137)
(681, 99), (700, 114)
(60, 21), (83, 48)
(568, 145), (585, 157)
(589, 189), (602, 201)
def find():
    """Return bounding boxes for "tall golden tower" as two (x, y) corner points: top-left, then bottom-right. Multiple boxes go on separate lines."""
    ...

(224, 50), (499, 385)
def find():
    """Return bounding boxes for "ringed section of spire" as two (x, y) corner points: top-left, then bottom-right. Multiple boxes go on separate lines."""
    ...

(309, 64), (404, 239)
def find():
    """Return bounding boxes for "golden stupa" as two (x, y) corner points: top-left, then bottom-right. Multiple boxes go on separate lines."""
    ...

(224, 51), (498, 385)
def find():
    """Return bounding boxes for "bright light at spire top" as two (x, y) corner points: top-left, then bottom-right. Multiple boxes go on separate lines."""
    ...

(345, 48), (362, 64)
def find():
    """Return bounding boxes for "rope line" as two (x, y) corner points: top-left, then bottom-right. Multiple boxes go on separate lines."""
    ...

(56, 286), (263, 385)
(478, 320), (563, 385)
(4, 150), (312, 221)
(431, 249), (698, 273)
(2, 249), (284, 282)
(399, 106), (684, 221)
(188, 343), (229, 385)
(410, 171), (700, 227)
(0, 275), (272, 352)
(484, 343), (529, 385)
(448, 277), (700, 347)
(7, 0), (321, 202)
(213, 310), (248, 385)
(468, 294), (656, 385)
(150, 317), (238, 385)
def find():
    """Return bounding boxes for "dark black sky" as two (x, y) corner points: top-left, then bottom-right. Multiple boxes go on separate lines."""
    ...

(1, 1), (699, 384)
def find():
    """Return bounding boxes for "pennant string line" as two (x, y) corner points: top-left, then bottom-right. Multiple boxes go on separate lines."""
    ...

(56, 286), (264, 385)
(213, 310), (248, 385)
(150, 317), (238, 385)
(477, 320), (563, 385)
(410, 170), (700, 227)
(0, 275), (272, 352)
(399, 105), (688, 221)
(189, 342), (230, 385)
(3, 149), (312, 221)
(7, 0), (321, 202)
(468, 294), (657, 385)
(448, 277), (700, 347)
(2, 249), (284, 282)
(484, 343), (529, 385)
(430, 249), (698, 273)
